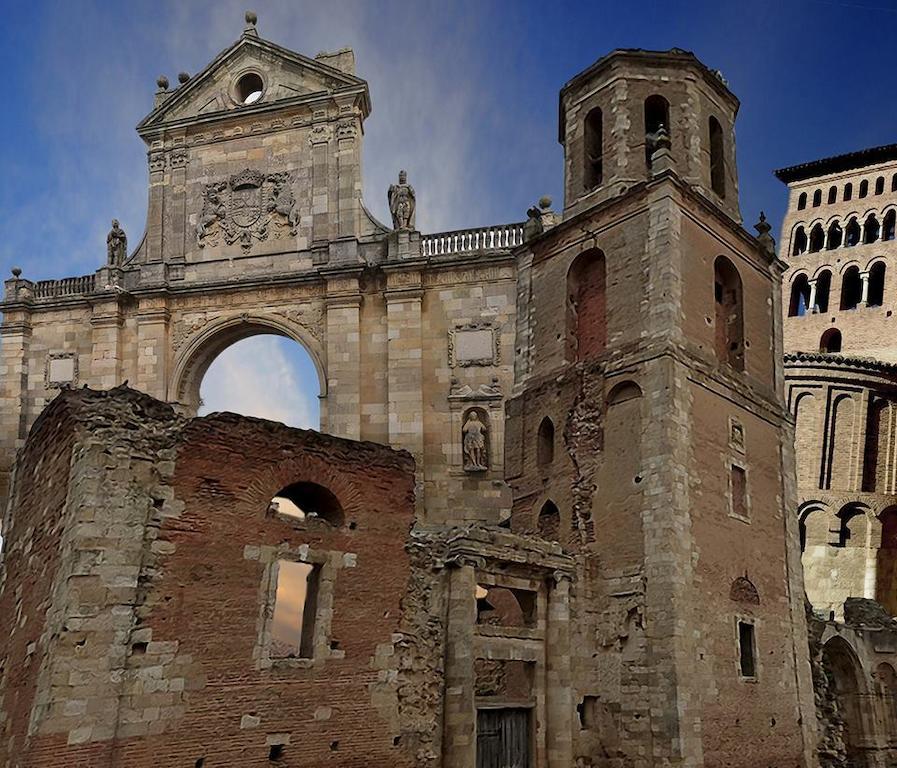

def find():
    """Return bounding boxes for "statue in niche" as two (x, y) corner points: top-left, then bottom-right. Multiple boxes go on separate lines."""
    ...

(388, 169), (416, 230)
(462, 409), (488, 472)
(106, 219), (127, 266)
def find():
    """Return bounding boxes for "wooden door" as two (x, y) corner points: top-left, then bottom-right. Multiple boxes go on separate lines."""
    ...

(476, 708), (530, 768)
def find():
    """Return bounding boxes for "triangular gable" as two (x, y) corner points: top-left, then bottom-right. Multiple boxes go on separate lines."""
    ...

(137, 34), (369, 133)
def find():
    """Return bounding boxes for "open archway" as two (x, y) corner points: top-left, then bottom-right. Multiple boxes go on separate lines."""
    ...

(821, 637), (869, 766)
(172, 315), (325, 429)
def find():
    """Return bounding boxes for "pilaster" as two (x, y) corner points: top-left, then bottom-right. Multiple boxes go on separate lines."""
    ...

(135, 300), (171, 400)
(324, 269), (363, 440)
(443, 559), (477, 768)
(90, 298), (125, 391)
(545, 572), (573, 767)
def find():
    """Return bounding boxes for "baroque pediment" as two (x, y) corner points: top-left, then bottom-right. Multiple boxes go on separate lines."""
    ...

(137, 34), (369, 135)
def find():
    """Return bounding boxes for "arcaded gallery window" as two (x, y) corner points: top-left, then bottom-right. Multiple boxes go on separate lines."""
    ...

(840, 267), (863, 310)
(788, 274), (811, 317)
(816, 270), (833, 313)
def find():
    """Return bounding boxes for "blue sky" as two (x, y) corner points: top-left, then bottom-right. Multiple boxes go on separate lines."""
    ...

(2, 0), (896, 427)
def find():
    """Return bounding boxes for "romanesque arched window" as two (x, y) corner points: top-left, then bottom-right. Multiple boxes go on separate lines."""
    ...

(845, 217), (861, 247)
(537, 417), (555, 467)
(644, 95), (670, 166)
(788, 274), (811, 317)
(583, 106), (603, 191)
(876, 176), (885, 195)
(844, 182), (854, 201)
(860, 179), (869, 198)
(828, 185), (838, 204)
(713, 255), (744, 371)
(863, 213), (880, 244)
(812, 189), (822, 207)
(792, 226), (808, 256)
(816, 269), (833, 313)
(566, 249), (606, 361)
(269, 481), (345, 527)
(809, 224), (825, 252)
(827, 221), (842, 250)
(892, 173), (897, 193)
(537, 499), (560, 541)
(868, 261), (886, 307)
(819, 328), (842, 353)
(884, 210), (896, 241)
(709, 116), (725, 198)
(798, 192), (807, 210)
(840, 267), (863, 310)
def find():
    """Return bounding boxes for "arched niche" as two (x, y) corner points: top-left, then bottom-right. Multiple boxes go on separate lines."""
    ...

(821, 637), (870, 766)
(170, 313), (327, 422)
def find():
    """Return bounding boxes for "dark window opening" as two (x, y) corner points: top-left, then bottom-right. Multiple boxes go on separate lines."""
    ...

(537, 500), (560, 541)
(537, 417), (555, 467)
(268, 744), (285, 761)
(709, 116), (726, 197)
(798, 192), (807, 210)
(892, 174), (897, 193)
(269, 481), (344, 527)
(864, 214), (881, 244)
(841, 267), (863, 310)
(816, 270), (832, 313)
(827, 222), (842, 250)
(236, 72), (264, 105)
(828, 185), (838, 204)
(714, 256), (744, 371)
(819, 328), (842, 353)
(644, 95), (670, 166)
(566, 249), (607, 361)
(844, 182), (853, 201)
(836, 508), (865, 548)
(738, 621), (756, 678)
(845, 217), (861, 247)
(578, 696), (600, 729)
(731, 465), (748, 519)
(812, 189), (822, 207)
(788, 275), (811, 317)
(868, 261), (886, 307)
(809, 224), (825, 252)
(476, 584), (537, 628)
(860, 179), (869, 198)
(876, 176), (885, 195)
(792, 226), (808, 256)
(584, 107), (603, 190)
(884, 210), (896, 241)
(271, 560), (319, 660)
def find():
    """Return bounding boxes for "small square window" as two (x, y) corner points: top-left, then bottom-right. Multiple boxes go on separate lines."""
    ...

(738, 620), (756, 678)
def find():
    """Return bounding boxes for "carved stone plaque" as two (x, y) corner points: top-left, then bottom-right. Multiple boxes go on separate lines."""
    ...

(449, 325), (499, 367)
(45, 353), (77, 389)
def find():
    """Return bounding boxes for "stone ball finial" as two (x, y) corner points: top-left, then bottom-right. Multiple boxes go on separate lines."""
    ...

(178, 72), (190, 85)
(156, 75), (169, 91)
(245, 10), (258, 25)
(11, 267), (22, 278)
(538, 195), (552, 210)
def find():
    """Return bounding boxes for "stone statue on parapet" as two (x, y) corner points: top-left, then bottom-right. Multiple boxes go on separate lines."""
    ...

(388, 170), (416, 230)
(106, 220), (127, 266)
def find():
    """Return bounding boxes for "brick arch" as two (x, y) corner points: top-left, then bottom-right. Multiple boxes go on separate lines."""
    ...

(170, 312), (327, 415)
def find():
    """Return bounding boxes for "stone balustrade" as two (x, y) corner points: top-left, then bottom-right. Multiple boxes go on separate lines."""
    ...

(33, 275), (96, 299)
(421, 223), (525, 257)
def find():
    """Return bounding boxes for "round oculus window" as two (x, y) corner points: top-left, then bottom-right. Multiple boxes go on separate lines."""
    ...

(236, 72), (264, 105)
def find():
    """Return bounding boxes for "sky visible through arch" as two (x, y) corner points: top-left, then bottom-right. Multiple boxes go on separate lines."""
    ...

(3, 0), (897, 428)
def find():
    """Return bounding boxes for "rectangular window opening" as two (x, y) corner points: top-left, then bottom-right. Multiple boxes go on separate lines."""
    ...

(738, 620), (756, 678)
(731, 464), (747, 519)
(271, 560), (319, 659)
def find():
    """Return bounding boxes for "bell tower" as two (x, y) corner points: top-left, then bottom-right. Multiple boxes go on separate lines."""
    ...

(558, 48), (741, 224)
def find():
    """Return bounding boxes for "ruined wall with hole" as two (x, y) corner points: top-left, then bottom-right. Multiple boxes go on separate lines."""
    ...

(0, 386), (434, 768)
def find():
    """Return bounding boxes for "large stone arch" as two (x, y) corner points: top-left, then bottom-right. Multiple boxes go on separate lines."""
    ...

(170, 312), (328, 423)
(820, 635), (872, 765)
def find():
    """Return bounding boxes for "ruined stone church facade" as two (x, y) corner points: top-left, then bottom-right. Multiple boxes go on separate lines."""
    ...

(0, 13), (822, 768)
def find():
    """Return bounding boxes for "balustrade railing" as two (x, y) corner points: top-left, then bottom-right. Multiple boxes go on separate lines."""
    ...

(34, 275), (96, 299)
(421, 222), (525, 257)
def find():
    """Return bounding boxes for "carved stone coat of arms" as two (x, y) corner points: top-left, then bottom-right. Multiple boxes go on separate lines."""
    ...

(196, 168), (299, 251)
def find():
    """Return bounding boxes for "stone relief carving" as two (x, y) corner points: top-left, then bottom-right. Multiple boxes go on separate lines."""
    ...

(308, 124), (332, 145)
(462, 408), (489, 472)
(272, 305), (325, 344)
(388, 170), (416, 230)
(336, 120), (358, 140)
(149, 152), (166, 173)
(449, 376), (502, 401)
(106, 220), (127, 266)
(171, 312), (219, 352)
(196, 169), (299, 251)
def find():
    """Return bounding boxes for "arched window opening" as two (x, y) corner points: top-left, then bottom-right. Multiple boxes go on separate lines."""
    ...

(709, 116), (725, 197)
(798, 192), (807, 210)
(788, 275), (811, 317)
(197, 333), (321, 428)
(269, 481), (345, 527)
(844, 182), (853, 201)
(876, 176), (885, 195)
(877, 509), (897, 616)
(825, 396), (855, 490)
(863, 213), (880, 244)
(537, 417), (555, 467)
(875, 663), (897, 734)
(816, 270), (832, 313)
(868, 261), (886, 307)
(845, 217), (861, 247)
(476, 584), (536, 628)
(819, 328), (842, 353)
(792, 226), (808, 256)
(607, 380), (642, 405)
(862, 399), (889, 493)
(537, 500), (560, 541)
(828, 185), (838, 204)
(835, 506), (867, 548)
(826, 221), (842, 250)
(271, 559), (318, 659)
(729, 576), (760, 605)
(713, 255), (744, 371)
(566, 249), (607, 361)
(860, 179), (869, 198)
(884, 210), (896, 241)
(800, 507), (829, 553)
(583, 107), (603, 190)
(892, 173), (897, 193)
(840, 267), (863, 310)
(812, 189), (822, 207)
(644, 95), (670, 166)
(821, 638), (867, 766)
(808, 224), (825, 253)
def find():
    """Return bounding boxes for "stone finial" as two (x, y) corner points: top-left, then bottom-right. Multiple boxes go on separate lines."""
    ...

(754, 211), (777, 261)
(11, 267), (21, 278)
(156, 75), (169, 91)
(244, 10), (259, 35)
(177, 72), (190, 85)
(538, 195), (552, 211)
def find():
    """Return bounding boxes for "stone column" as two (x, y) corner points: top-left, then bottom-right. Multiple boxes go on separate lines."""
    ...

(309, 119), (332, 263)
(89, 299), (124, 391)
(808, 279), (818, 314)
(335, 109), (360, 241)
(861, 271), (871, 307)
(324, 270), (362, 440)
(146, 149), (166, 263)
(135, 303), (170, 400)
(167, 143), (189, 279)
(443, 559), (477, 768)
(545, 572), (574, 768)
